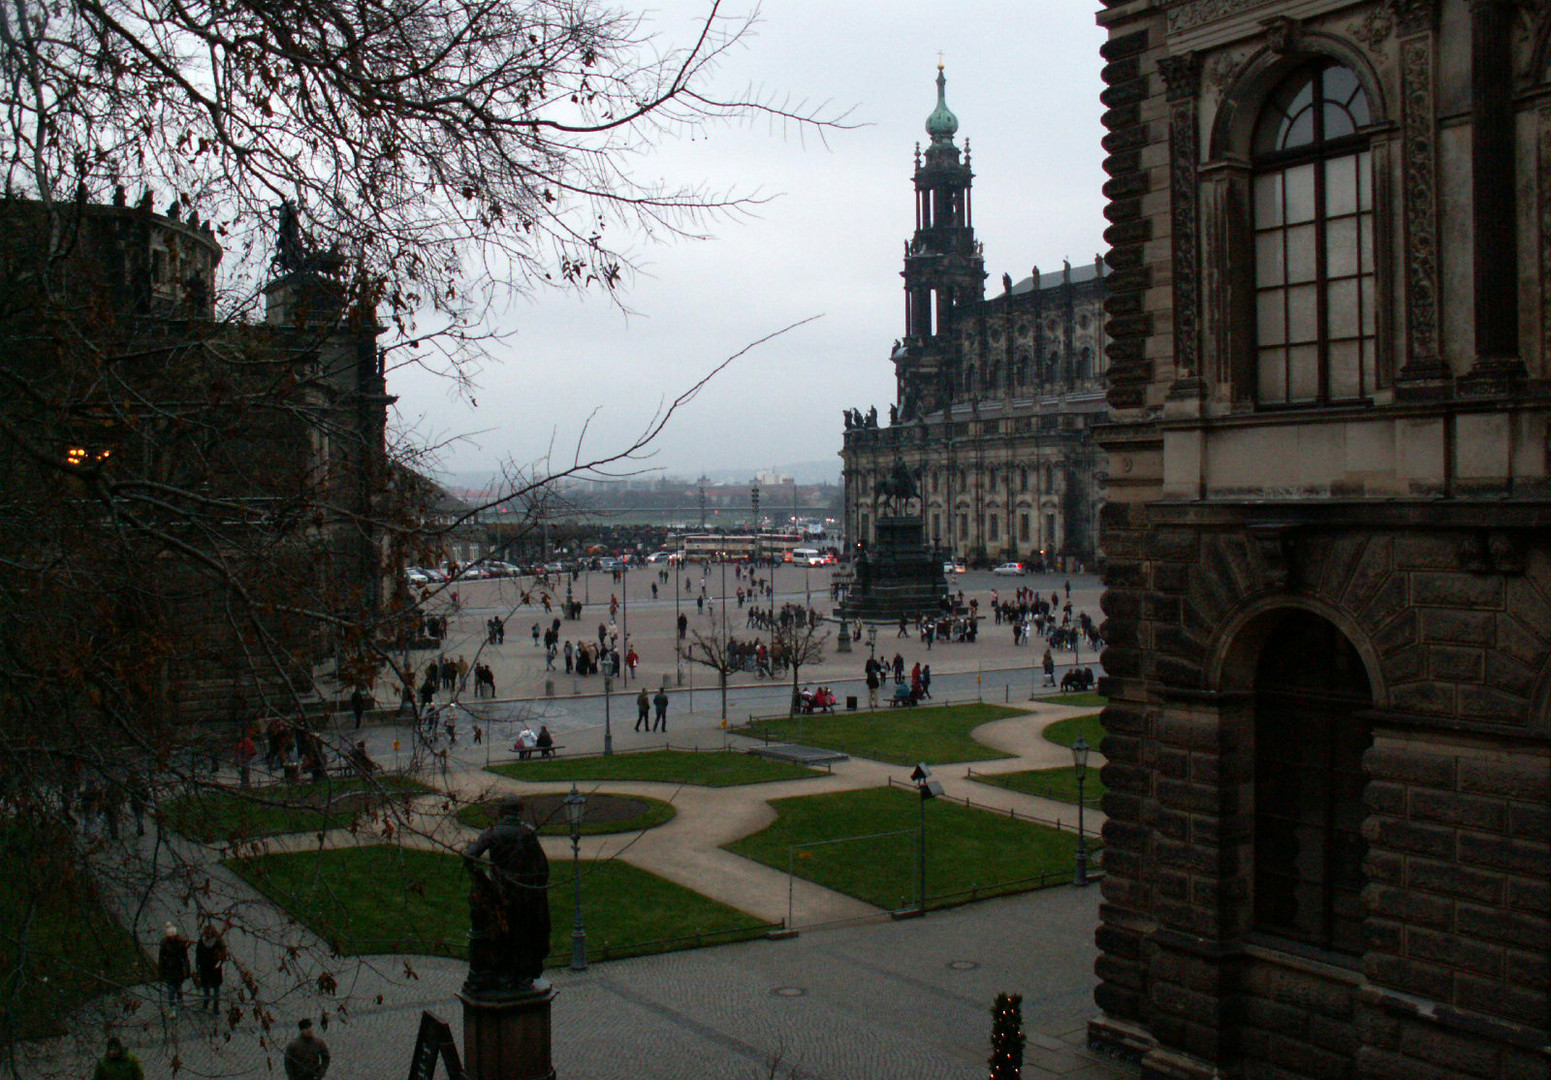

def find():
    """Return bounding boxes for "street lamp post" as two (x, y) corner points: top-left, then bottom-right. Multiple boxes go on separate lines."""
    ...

(565, 783), (588, 969)
(602, 669), (613, 756)
(910, 763), (943, 914)
(674, 557), (683, 685)
(1072, 735), (1090, 887)
(866, 623), (878, 666)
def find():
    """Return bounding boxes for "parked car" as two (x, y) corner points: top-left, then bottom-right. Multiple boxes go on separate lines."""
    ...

(405, 567), (430, 586)
(992, 562), (1027, 576)
(646, 551), (672, 563)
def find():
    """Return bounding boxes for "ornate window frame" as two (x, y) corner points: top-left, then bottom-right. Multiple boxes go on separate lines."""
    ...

(1198, 36), (1395, 408)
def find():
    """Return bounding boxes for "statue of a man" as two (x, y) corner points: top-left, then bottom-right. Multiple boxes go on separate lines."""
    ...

(464, 797), (551, 996)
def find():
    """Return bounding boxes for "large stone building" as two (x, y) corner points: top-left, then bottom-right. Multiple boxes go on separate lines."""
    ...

(0, 192), (396, 722)
(1088, 2), (1551, 1078)
(840, 67), (1110, 569)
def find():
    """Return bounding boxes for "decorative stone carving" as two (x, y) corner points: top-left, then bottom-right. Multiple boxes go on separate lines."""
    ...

(1353, 3), (1396, 47)
(1167, 0), (1280, 35)
(1394, 0), (1440, 37)
(1263, 16), (1300, 54)
(1205, 53), (1244, 96)
(1399, 31), (1444, 376)
(1161, 54), (1202, 386)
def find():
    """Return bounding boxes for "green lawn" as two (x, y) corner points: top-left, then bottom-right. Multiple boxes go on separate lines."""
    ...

(740, 703), (1022, 766)
(488, 749), (822, 787)
(1, 830), (149, 1043)
(227, 846), (772, 963)
(1041, 713), (1107, 750)
(970, 766), (1105, 807)
(455, 793), (677, 835)
(965, 712), (1109, 806)
(724, 786), (1082, 911)
(162, 775), (434, 842)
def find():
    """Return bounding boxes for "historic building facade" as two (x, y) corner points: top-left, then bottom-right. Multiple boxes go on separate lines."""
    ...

(840, 67), (1110, 569)
(1089, 2), (1551, 1079)
(0, 193), (396, 721)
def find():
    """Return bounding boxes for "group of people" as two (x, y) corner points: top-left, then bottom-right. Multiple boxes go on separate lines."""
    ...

(863, 654), (932, 707)
(155, 923), (227, 1018)
(795, 686), (838, 713)
(513, 724), (556, 759)
(745, 601), (819, 632)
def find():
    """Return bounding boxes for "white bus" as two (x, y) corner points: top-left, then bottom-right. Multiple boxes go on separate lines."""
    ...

(789, 548), (825, 566)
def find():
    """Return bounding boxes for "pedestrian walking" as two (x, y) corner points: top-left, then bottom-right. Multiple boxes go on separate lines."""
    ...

(195, 925), (226, 1013)
(284, 1019), (331, 1080)
(653, 687), (669, 731)
(635, 688), (650, 732)
(158, 923), (189, 1017)
(921, 664), (932, 698)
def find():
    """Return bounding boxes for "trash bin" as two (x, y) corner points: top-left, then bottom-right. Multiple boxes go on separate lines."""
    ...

(846, 695), (858, 711)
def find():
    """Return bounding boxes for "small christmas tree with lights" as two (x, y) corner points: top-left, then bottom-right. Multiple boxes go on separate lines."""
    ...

(988, 991), (1025, 1079)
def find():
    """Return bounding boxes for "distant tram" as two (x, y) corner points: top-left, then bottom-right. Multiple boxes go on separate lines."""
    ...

(672, 532), (804, 561)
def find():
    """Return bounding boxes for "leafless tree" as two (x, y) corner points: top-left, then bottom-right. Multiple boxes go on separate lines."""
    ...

(772, 616), (828, 716)
(0, 0), (845, 1062)
(683, 627), (738, 723)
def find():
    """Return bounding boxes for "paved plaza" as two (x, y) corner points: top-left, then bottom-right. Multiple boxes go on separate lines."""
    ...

(26, 567), (1128, 1079)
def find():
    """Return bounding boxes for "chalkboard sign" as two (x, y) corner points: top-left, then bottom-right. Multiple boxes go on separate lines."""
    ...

(407, 1011), (463, 1080)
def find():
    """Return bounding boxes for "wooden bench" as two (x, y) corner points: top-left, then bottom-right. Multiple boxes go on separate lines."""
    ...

(513, 744), (563, 760)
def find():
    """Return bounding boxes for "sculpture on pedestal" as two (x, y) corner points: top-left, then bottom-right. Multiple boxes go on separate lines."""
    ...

(463, 797), (551, 997)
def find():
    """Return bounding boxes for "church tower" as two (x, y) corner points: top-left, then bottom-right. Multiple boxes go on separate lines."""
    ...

(894, 63), (985, 419)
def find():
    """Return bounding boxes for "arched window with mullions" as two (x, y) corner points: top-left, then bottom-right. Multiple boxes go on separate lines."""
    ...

(1253, 63), (1375, 406)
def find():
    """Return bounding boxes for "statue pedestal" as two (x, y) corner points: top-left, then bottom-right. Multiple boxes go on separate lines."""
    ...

(459, 988), (557, 1080)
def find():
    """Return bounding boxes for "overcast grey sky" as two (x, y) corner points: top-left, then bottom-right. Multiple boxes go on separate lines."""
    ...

(388, 3), (1108, 486)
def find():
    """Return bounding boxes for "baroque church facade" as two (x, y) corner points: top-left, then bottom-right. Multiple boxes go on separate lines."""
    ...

(1089, 2), (1551, 1079)
(840, 67), (1110, 570)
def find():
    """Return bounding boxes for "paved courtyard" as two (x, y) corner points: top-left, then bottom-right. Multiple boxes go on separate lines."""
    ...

(23, 568), (1127, 1079)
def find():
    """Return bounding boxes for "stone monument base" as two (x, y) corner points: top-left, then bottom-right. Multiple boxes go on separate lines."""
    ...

(459, 987), (557, 1080)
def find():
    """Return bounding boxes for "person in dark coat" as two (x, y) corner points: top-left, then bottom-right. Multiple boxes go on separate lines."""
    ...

(194, 925), (227, 1013)
(158, 923), (189, 1016)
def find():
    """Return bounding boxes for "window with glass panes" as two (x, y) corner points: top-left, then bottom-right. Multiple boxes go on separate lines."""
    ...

(1253, 64), (1374, 405)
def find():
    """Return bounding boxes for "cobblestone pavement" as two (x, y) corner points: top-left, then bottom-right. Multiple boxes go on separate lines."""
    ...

(43, 887), (1127, 1080)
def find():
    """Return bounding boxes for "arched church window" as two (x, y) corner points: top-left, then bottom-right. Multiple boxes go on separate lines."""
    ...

(1253, 62), (1375, 405)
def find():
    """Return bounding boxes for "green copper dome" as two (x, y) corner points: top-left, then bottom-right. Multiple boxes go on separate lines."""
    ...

(925, 63), (958, 145)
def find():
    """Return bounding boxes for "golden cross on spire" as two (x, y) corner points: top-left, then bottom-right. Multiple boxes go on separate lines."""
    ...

(937, 50), (944, 70)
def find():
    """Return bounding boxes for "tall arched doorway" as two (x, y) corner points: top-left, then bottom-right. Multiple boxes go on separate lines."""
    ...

(1251, 609), (1372, 955)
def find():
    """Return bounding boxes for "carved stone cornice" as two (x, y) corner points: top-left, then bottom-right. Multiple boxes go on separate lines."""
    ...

(1166, 0), (1280, 36)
